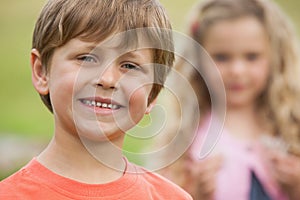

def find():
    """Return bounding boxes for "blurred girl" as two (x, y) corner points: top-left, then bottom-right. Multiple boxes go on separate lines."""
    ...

(160, 0), (300, 199)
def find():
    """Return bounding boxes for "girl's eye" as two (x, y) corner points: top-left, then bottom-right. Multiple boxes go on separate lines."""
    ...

(212, 53), (230, 62)
(122, 63), (141, 71)
(246, 53), (259, 61)
(78, 55), (97, 63)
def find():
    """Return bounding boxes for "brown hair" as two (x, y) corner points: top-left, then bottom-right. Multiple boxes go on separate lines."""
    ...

(32, 0), (174, 112)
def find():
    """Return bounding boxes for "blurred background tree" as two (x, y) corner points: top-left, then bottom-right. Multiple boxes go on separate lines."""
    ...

(0, 0), (299, 179)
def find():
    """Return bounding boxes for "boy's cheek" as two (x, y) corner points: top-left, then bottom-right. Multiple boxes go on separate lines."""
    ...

(128, 88), (150, 115)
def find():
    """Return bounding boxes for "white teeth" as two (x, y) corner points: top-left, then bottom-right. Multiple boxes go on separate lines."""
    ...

(112, 105), (119, 109)
(82, 100), (119, 109)
(102, 103), (108, 108)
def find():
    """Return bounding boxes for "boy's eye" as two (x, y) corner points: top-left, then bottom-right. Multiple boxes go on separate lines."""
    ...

(121, 63), (141, 71)
(78, 55), (97, 63)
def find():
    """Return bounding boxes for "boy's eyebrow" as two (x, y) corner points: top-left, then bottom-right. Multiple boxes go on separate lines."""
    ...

(84, 44), (98, 51)
(122, 51), (138, 58)
(89, 43), (150, 61)
(121, 50), (150, 60)
(85, 45), (108, 55)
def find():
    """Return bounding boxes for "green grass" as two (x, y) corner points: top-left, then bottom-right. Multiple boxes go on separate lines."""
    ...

(0, 0), (300, 176)
(0, 0), (52, 138)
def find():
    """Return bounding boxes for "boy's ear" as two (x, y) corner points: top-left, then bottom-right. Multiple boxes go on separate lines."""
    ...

(30, 49), (49, 95)
(145, 98), (157, 114)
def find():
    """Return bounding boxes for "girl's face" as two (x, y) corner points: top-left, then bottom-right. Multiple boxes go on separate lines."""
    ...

(203, 16), (271, 109)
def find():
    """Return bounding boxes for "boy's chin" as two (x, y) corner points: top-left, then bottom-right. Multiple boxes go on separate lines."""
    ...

(77, 128), (125, 143)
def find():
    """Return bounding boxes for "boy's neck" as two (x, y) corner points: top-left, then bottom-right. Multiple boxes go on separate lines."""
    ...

(37, 130), (126, 184)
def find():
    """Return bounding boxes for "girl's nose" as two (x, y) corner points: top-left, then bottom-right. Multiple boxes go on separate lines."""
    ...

(230, 60), (246, 75)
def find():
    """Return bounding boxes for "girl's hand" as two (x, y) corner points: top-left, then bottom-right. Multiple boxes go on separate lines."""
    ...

(268, 151), (300, 200)
(185, 154), (223, 200)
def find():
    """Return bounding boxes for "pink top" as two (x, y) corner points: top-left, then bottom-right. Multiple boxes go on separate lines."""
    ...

(189, 116), (288, 200)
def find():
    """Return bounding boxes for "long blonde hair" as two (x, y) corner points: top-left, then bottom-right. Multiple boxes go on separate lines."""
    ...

(155, 0), (300, 193)
(178, 0), (300, 154)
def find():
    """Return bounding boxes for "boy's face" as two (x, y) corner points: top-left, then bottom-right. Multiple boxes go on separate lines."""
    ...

(33, 38), (155, 141)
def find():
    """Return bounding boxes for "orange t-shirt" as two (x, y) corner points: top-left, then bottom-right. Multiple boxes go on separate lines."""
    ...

(0, 158), (191, 199)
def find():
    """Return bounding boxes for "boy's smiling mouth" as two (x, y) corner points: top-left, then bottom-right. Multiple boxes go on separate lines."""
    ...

(80, 98), (122, 110)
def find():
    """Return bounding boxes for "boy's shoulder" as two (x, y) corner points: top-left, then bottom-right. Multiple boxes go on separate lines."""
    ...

(0, 165), (32, 199)
(130, 162), (192, 199)
(0, 158), (192, 200)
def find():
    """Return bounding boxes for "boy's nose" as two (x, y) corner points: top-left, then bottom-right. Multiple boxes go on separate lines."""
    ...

(97, 66), (119, 89)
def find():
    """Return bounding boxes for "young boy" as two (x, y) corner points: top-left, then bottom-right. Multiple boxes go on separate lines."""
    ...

(0, 0), (192, 199)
